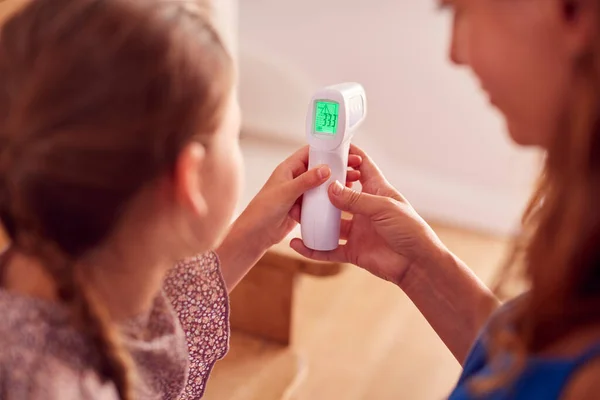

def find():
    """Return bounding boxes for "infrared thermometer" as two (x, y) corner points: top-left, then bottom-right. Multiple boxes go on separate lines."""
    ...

(301, 82), (367, 251)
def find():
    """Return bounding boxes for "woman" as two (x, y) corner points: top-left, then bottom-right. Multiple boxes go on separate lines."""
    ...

(293, 0), (600, 398)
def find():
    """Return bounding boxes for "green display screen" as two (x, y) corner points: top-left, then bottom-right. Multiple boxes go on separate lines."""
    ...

(314, 100), (339, 135)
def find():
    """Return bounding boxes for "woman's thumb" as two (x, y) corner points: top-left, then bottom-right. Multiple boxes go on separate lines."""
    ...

(328, 181), (388, 216)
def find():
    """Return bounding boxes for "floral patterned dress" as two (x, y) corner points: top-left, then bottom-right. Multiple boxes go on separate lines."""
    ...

(0, 251), (230, 399)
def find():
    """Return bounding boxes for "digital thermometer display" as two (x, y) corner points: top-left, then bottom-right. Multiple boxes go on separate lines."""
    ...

(314, 100), (339, 135)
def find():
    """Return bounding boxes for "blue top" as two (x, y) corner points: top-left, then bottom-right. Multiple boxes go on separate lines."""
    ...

(448, 309), (600, 399)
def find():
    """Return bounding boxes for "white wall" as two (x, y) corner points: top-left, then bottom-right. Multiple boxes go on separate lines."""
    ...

(239, 0), (541, 236)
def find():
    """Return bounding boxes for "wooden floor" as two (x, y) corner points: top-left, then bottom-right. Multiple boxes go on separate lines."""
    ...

(285, 223), (510, 400)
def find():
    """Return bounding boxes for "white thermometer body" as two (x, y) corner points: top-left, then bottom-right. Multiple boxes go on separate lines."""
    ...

(301, 82), (367, 251)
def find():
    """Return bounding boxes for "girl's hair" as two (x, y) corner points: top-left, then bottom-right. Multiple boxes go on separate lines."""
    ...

(472, 4), (600, 394)
(0, 0), (233, 398)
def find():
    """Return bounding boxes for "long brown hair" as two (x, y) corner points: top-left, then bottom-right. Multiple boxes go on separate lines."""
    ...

(0, 0), (233, 398)
(473, 6), (600, 394)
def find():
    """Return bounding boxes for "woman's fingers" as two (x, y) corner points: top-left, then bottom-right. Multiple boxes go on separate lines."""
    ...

(288, 168), (360, 220)
(348, 144), (386, 183)
(348, 144), (406, 202)
(288, 203), (301, 223)
(289, 210), (352, 240)
(340, 218), (352, 240)
(289, 238), (348, 263)
(346, 170), (361, 183)
(348, 154), (362, 169)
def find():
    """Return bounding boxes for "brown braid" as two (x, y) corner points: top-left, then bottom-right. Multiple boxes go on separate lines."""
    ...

(24, 238), (136, 399)
(72, 266), (136, 400)
(0, 0), (233, 398)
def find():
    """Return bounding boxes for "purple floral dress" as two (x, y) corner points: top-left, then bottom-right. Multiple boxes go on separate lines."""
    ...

(0, 251), (230, 399)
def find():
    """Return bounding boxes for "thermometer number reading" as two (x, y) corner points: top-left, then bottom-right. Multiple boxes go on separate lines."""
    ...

(314, 100), (339, 135)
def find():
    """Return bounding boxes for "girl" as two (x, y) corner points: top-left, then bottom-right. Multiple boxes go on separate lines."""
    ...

(293, 0), (600, 398)
(0, 0), (361, 399)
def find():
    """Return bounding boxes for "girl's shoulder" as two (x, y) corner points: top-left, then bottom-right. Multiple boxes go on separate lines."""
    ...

(0, 289), (118, 400)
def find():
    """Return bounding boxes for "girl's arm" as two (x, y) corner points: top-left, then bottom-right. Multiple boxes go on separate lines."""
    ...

(216, 146), (362, 292)
(216, 219), (268, 293)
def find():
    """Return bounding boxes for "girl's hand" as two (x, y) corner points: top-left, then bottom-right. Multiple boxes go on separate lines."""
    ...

(290, 144), (443, 285)
(218, 146), (362, 291)
(235, 146), (362, 250)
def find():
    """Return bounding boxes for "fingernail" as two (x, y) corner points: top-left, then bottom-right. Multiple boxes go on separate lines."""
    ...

(332, 180), (344, 195)
(318, 165), (330, 179)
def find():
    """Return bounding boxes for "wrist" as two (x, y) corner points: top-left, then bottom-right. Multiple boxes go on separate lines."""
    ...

(219, 214), (269, 262)
(397, 236), (452, 290)
(396, 238), (499, 362)
(216, 217), (270, 292)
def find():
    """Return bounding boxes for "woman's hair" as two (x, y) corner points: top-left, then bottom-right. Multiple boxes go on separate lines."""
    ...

(472, 4), (600, 395)
(0, 0), (233, 398)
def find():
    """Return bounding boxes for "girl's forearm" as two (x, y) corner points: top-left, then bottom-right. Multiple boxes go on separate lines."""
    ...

(216, 220), (268, 293)
(399, 245), (500, 364)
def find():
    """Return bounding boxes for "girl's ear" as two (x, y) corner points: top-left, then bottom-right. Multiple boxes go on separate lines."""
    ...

(173, 142), (208, 218)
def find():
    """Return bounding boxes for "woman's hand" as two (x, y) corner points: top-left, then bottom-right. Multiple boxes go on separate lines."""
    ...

(292, 145), (499, 362)
(217, 145), (361, 291)
(290, 144), (442, 285)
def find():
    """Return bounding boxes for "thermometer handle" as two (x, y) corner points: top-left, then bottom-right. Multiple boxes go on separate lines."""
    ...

(301, 142), (350, 251)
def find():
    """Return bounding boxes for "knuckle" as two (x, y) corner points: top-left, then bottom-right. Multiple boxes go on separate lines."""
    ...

(382, 195), (397, 207)
(302, 171), (318, 186)
(346, 189), (362, 207)
(376, 196), (399, 213)
(294, 172), (317, 193)
(370, 196), (398, 221)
